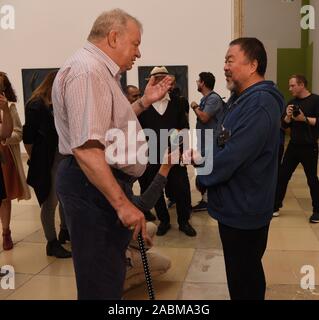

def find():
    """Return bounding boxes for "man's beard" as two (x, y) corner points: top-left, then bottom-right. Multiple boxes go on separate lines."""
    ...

(226, 79), (236, 92)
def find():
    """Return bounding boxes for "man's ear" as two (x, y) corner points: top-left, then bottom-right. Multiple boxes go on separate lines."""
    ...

(107, 30), (118, 48)
(250, 59), (258, 74)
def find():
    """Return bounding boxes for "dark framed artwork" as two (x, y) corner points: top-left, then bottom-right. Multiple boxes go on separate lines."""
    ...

(22, 68), (127, 107)
(138, 65), (188, 99)
(21, 68), (59, 106)
(120, 71), (127, 91)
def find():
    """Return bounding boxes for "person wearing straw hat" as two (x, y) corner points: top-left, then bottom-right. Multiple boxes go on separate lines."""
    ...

(138, 66), (196, 237)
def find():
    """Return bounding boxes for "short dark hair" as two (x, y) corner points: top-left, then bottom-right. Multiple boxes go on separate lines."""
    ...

(199, 72), (215, 90)
(229, 37), (267, 77)
(290, 74), (308, 88)
(124, 85), (138, 95)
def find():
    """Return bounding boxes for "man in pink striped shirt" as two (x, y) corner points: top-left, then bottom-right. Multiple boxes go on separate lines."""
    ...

(52, 9), (172, 299)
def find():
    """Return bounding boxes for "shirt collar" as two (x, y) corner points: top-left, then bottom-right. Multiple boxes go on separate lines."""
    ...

(84, 41), (121, 78)
(159, 93), (171, 103)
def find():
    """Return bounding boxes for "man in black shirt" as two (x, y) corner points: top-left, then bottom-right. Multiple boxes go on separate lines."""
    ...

(138, 66), (196, 237)
(274, 75), (319, 223)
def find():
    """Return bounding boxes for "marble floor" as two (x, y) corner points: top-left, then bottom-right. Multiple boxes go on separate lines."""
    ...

(1, 160), (319, 300)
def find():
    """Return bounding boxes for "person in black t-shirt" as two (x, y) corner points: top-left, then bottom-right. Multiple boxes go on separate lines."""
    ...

(274, 75), (319, 223)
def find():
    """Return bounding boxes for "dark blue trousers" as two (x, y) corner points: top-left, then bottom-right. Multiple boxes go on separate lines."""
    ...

(56, 156), (132, 300)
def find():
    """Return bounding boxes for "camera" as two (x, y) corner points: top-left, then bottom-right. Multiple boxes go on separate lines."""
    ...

(292, 105), (301, 117)
(217, 126), (231, 148)
(168, 130), (184, 164)
(168, 130), (183, 150)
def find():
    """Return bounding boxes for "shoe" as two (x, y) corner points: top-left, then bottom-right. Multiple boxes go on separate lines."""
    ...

(144, 211), (156, 222)
(309, 212), (319, 223)
(58, 228), (70, 244)
(167, 200), (176, 209)
(156, 222), (171, 236)
(192, 200), (208, 212)
(46, 239), (72, 258)
(2, 229), (13, 251)
(179, 223), (197, 237)
(273, 211), (280, 217)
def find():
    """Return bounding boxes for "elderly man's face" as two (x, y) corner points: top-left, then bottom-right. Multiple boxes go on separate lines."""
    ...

(224, 45), (254, 94)
(127, 87), (141, 103)
(116, 20), (141, 71)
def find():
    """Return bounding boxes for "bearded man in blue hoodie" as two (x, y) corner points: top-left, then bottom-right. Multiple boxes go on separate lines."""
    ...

(198, 38), (284, 300)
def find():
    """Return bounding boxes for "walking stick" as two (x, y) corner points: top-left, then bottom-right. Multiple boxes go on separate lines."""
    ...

(137, 232), (155, 300)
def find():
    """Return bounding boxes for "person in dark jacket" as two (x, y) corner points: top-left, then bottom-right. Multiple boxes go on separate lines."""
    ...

(198, 38), (284, 300)
(139, 66), (196, 237)
(23, 71), (71, 258)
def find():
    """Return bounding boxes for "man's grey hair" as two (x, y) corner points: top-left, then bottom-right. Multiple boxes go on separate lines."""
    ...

(88, 8), (143, 41)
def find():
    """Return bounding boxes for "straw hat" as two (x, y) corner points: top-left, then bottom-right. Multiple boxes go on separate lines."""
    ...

(146, 66), (172, 80)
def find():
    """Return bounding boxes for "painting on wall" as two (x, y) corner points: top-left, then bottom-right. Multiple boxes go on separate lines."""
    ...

(138, 65), (188, 99)
(21, 68), (59, 106)
(120, 71), (127, 91)
(22, 68), (127, 107)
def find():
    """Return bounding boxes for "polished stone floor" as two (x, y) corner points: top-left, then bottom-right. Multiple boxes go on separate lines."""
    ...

(0, 159), (319, 300)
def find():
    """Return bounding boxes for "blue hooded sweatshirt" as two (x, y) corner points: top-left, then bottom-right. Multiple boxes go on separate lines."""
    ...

(198, 81), (284, 230)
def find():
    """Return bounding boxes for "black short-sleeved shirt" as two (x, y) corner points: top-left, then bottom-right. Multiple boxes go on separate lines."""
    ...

(282, 94), (319, 145)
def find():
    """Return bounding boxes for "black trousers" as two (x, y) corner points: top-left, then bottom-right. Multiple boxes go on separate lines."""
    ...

(56, 157), (132, 300)
(218, 222), (269, 300)
(274, 142), (319, 212)
(139, 164), (191, 225)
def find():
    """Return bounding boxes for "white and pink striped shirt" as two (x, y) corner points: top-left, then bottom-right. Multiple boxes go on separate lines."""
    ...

(52, 41), (147, 177)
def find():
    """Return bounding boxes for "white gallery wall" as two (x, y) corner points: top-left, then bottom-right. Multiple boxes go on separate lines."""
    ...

(243, 0), (302, 83)
(310, 0), (319, 93)
(0, 0), (233, 132)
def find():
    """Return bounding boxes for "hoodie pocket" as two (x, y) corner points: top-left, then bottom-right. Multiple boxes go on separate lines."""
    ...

(209, 187), (223, 209)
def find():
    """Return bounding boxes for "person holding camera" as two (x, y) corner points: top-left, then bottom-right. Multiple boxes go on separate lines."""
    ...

(0, 72), (31, 251)
(190, 72), (224, 212)
(138, 66), (196, 237)
(273, 75), (319, 223)
(0, 79), (14, 253)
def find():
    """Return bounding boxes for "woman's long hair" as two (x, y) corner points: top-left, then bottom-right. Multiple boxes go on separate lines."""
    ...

(0, 72), (17, 102)
(27, 71), (58, 107)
